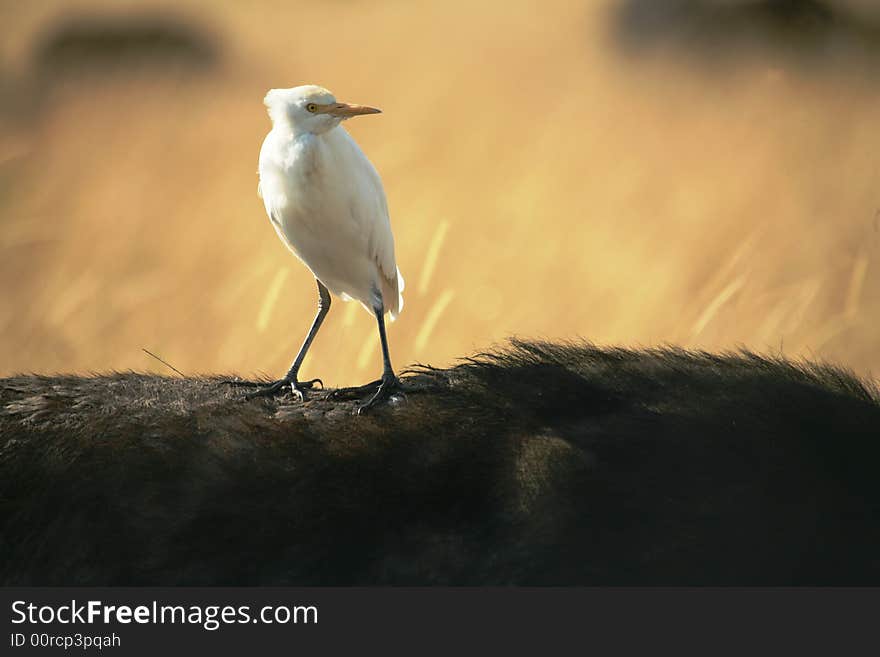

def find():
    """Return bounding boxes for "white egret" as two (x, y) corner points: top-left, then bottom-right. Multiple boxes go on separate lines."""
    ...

(232, 84), (405, 412)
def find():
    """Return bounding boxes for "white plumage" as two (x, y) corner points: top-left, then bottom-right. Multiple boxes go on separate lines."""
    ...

(230, 84), (405, 411)
(259, 85), (404, 319)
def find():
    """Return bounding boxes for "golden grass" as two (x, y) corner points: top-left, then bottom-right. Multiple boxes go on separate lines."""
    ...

(1, 0), (879, 384)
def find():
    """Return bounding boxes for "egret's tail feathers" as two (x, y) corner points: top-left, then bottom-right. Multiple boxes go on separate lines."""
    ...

(393, 268), (405, 320)
(385, 268), (405, 322)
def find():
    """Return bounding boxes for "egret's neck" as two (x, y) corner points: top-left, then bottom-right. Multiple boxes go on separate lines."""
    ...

(270, 125), (349, 172)
(269, 120), (299, 140)
(271, 120), (344, 141)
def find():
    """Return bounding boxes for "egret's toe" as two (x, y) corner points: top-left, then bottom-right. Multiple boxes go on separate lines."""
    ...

(356, 375), (405, 415)
(328, 379), (382, 401)
(224, 377), (321, 402)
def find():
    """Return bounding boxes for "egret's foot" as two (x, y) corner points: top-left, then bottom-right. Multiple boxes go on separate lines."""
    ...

(357, 374), (405, 415)
(222, 377), (322, 402)
(328, 379), (382, 401)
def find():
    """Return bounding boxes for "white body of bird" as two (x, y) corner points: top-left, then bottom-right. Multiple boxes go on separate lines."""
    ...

(258, 85), (404, 319)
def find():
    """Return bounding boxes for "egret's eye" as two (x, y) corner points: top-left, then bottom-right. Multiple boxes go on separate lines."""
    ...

(306, 103), (318, 113)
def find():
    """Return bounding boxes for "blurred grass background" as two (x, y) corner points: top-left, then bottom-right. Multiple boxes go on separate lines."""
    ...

(0, 0), (878, 384)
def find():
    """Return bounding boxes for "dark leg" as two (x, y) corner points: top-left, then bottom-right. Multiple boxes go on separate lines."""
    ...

(225, 279), (331, 401)
(357, 294), (403, 414)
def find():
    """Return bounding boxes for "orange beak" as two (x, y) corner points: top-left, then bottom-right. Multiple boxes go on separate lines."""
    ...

(322, 102), (382, 118)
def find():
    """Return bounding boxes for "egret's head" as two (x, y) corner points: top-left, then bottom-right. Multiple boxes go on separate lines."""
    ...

(263, 84), (381, 134)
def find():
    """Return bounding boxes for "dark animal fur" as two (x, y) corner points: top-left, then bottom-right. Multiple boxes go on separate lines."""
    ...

(1, 340), (878, 585)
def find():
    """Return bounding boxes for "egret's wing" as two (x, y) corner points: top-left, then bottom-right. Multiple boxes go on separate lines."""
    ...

(363, 171), (404, 319)
(366, 176), (397, 283)
(344, 133), (404, 318)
